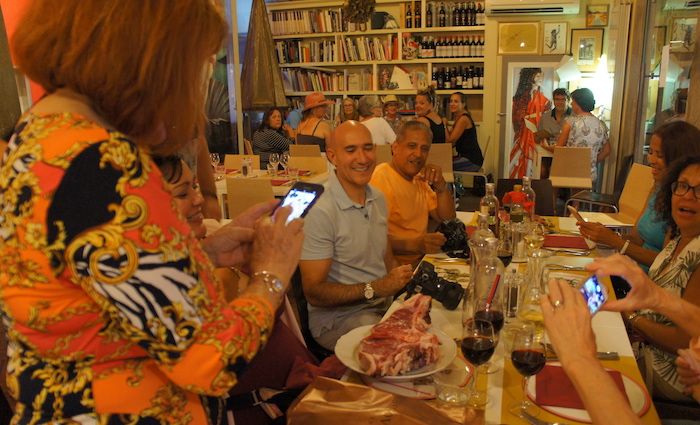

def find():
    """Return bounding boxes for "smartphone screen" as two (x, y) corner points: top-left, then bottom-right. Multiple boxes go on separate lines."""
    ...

(277, 182), (324, 224)
(579, 275), (607, 315)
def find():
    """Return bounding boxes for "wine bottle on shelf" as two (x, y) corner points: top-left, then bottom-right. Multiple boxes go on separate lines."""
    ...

(426, 3), (433, 27)
(406, 3), (412, 28)
(465, 66), (473, 89)
(438, 2), (446, 27)
(437, 67), (445, 89)
(472, 1), (479, 26)
(415, 1), (421, 28)
(461, 66), (468, 89)
(452, 2), (459, 27)
(434, 37), (442, 58)
(477, 2), (484, 25)
(478, 35), (485, 57)
(450, 66), (457, 89)
(431, 68), (438, 87)
(478, 67), (484, 89)
(467, 36), (474, 57)
(456, 66), (463, 88)
(429, 36), (437, 58)
(444, 67), (452, 89)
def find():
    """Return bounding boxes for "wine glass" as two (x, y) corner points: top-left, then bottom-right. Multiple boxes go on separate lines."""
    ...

(474, 294), (504, 374)
(280, 152), (290, 175)
(509, 326), (547, 416)
(524, 222), (546, 256)
(209, 153), (220, 170)
(268, 153), (280, 176)
(461, 318), (496, 407)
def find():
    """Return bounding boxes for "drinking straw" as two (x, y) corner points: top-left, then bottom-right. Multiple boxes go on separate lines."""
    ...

(485, 274), (501, 310)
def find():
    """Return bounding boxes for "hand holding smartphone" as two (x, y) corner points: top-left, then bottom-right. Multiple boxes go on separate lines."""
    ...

(275, 182), (324, 224)
(579, 275), (608, 315)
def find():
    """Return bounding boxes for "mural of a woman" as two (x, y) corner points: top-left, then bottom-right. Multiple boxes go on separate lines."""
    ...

(509, 68), (551, 178)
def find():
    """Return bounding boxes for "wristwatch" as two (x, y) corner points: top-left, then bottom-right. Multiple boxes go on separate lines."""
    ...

(253, 271), (285, 295)
(363, 281), (375, 300)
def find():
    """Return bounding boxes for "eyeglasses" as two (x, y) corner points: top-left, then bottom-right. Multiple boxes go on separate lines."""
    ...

(671, 181), (700, 200)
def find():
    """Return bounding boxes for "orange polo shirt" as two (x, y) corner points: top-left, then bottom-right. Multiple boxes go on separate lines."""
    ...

(370, 162), (437, 265)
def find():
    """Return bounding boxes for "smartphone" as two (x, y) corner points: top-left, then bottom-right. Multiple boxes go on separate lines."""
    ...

(579, 275), (608, 315)
(567, 205), (586, 222)
(276, 182), (324, 224)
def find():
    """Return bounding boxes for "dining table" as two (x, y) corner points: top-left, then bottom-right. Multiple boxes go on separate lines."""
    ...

(336, 212), (661, 425)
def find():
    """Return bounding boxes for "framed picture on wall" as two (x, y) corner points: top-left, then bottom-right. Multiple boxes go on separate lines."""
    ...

(498, 22), (540, 55)
(586, 5), (609, 27)
(543, 22), (567, 55)
(670, 17), (697, 52)
(571, 28), (604, 72)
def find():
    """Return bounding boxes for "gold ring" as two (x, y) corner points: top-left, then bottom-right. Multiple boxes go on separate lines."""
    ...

(553, 299), (564, 310)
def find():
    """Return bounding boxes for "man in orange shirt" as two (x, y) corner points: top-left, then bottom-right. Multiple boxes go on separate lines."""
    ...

(370, 121), (456, 265)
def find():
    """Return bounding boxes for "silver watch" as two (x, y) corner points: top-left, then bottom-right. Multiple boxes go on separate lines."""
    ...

(253, 271), (285, 294)
(363, 281), (375, 300)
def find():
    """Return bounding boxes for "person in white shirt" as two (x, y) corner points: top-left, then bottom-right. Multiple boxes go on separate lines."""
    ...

(358, 95), (396, 145)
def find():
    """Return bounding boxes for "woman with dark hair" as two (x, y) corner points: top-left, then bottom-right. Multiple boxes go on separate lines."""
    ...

(414, 87), (446, 143)
(0, 1), (304, 422)
(253, 107), (294, 168)
(625, 154), (700, 401)
(509, 68), (551, 178)
(297, 92), (333, 152)
(552, 88), (611, 186)
(446, 92), (483, 171)
(577, 121), (700, 269)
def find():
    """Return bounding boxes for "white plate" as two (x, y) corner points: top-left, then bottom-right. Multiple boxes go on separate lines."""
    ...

(335, 324), (457, 382)
(526, 363), (651, 423)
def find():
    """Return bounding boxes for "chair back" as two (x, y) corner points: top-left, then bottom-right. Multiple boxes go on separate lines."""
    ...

(426, 143), (454, 182)
(375, 144), (392, 164)
(287, 268), (333, 361)
(612, 154), (635, 201)
(225, 178), (274, 218)
(290, 144), (322, 157)
(617, 163), (654, 222)
(224, 154), (261, 170)
(243, 138), (254, 155)
(288, 156), (328, 175)
(550, 147), (592, 189)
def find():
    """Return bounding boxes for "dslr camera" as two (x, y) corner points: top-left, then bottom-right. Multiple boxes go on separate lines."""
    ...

(403, 262), (464, 310)
(436, 219), (469, 259)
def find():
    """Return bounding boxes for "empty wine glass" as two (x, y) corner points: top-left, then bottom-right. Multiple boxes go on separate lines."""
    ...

(509, 326), (547, 417)
(268, 153), (280, 176)
(209, 153), (220, 170)
(461, 318), (496, 407)
(279, 152), (290, 175)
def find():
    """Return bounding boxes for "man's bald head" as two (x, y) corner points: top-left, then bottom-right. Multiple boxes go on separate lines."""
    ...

(329, 120), (372, 150)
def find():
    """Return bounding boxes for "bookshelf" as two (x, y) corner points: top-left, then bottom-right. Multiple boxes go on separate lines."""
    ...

(267, 0), (488, 119)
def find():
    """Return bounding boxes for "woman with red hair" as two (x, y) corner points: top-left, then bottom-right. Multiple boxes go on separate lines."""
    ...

(0, 1), (304, 423)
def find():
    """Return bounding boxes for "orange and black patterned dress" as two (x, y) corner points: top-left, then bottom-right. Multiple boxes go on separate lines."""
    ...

(0, 113), (274, 424)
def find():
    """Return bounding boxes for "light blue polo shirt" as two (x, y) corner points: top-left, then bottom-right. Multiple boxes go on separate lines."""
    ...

(301, 171), (390, 339)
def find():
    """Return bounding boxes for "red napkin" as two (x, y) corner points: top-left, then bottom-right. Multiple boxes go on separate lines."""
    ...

(299, 169), (312, 176)
(271, 179), (292, 186)
(544, 235), (589, 249)
(535, 364), (629, 409)
(466, 226), (476, 237)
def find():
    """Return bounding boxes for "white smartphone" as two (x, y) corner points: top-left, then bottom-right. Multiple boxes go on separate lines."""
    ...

(567, 205), (586, 222)
(276, 182), (324, 224)
(579, 275), (608, 315)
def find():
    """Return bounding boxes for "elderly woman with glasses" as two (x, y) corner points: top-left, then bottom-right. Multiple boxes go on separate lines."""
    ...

(626, 154), (700, 402)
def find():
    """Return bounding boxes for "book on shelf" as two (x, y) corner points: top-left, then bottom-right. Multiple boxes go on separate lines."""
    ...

(281, 69), (346, 92)
(275, 39), (336, 64)
(338, 35), (397, 62)
(269, 9), (344, 36)
(346, 69), (373, 91)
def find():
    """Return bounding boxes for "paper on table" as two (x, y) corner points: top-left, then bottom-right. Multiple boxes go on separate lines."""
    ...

(579, 212), (634, 227)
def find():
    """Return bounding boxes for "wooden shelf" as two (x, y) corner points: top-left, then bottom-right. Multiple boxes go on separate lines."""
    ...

(279, 58), (484, 68)
(404, 25), (485, 33)
(285, 89), (484, 96)
(272, 26), (485, 40)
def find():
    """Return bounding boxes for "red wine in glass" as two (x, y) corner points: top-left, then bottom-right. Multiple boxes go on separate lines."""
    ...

(511, 349), (546, 376)
(474, 309), (504, 332)
(461, 336), (496, 366)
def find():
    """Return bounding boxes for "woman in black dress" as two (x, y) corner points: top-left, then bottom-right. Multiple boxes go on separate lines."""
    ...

(446, 92), (483, 171)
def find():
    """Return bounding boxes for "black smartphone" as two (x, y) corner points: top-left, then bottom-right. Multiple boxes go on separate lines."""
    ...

(276, 182), (324, 224)
(579, 275), (608, 315)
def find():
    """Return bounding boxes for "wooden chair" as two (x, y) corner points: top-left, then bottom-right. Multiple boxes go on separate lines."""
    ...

(425, 143), (454, 183)
(567, 163), (654, 225)
(549, 146), (593, 189)
(224, 154), (260, 170)
(243, 138), (254, 155)
(225, 178), (273, 218)
(565, 154), (634, 212)
(288, 156), (328, 175)
(290, 144), (321, 157)
(375, 144), (392, 164)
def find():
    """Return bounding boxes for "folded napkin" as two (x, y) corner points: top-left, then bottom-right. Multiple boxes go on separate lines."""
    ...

(543, 234), (589, 250)
(535, 364), (629, 409)
(271, 179), (292, 186)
